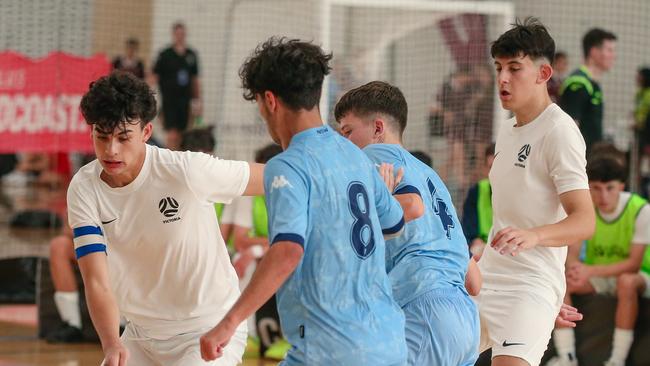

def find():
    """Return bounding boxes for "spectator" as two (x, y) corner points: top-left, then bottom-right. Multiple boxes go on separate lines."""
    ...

(112, 38), (145, 80)
(45, 224), (82, 343)
(550, 155), (650, 366)
(462, 143), (494, 260)
(560, 28), (617, 152)
(548, 51), (568, 102)
(153, 21), (201, 150)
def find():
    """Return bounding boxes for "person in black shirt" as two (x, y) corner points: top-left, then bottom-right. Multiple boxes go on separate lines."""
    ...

(559, 28), (616, 152)
(153, 22), (201, 150)
(112, 38), (145, 80)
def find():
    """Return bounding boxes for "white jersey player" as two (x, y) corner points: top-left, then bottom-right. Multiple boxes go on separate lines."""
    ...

(69, 71), (264, 366)
(475, 18), (595, 366)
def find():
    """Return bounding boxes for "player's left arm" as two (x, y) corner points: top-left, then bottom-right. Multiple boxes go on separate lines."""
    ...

(464, 258), (482, 296)
(378, 162), (424, 222)
(201, 157), (307, 360)
(200, 241), (303, 361)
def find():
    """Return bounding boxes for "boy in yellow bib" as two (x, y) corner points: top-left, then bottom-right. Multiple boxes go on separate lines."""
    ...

(551, 155), (650, 366)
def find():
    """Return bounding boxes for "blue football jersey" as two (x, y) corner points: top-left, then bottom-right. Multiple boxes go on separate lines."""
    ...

(264, 126), (407, 366)
(363, 144), (469, 307)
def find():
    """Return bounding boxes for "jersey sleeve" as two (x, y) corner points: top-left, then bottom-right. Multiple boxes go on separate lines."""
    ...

(544, 123), (589, 195)
(67, 180), (107, 259)
(633, 204), (650, 245)
(185, 151), (250, 204)
(264, 157), (309, 247)
(371, 167), (405, 235)
(232, 196), (253, 228)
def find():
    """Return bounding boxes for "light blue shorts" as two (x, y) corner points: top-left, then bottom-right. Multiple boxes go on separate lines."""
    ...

(403, 287), (480, 366)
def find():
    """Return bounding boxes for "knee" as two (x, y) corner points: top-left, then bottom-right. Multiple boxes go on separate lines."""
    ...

(50, 235), (74, 260)
(617, 274), (640, 296)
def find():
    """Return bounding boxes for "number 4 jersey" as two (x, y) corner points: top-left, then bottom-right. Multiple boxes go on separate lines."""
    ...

(263, 125), (407, 366)
(362, 144), (470, 307)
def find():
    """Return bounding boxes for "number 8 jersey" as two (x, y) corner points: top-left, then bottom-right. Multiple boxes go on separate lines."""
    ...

(263, 125), (407, 366)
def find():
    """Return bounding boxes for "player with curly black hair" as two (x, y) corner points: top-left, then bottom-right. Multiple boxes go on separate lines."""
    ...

(201, 37), (409, 366)
(69, 71), (264, 366)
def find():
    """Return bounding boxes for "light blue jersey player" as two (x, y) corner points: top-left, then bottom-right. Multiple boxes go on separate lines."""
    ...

(201, 39), (407, 366)
(335, 81), (481, 366)
(265, 125), (408, 365)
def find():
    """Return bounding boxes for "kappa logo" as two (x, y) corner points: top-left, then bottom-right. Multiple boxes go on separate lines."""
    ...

(271, 175), (293, 190)
(158, 197), (181, 223)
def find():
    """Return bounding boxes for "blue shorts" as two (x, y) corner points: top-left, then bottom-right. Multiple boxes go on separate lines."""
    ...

(403, 287), (479, 366)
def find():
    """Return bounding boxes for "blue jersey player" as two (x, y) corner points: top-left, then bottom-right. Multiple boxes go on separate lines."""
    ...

(335, 81), (481, 366)
(201, 39), (408, 365)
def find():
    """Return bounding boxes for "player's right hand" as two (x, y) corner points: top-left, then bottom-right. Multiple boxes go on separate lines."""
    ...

(378, 163), (404, 193)
(555, 303), (583, 328)
(102, 343), (129, 366)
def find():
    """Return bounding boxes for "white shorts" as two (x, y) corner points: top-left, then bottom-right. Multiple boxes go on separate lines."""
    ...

(101, 321), (247, 366)
(589, 273), (650, 297)
(588, 276), (618, 295)
(475, 289), (560, 366)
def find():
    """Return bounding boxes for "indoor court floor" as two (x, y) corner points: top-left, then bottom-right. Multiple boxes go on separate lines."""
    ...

(0, 306), (276, 366)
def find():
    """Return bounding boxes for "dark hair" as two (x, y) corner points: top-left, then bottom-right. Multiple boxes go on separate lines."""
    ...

(180, 127), (215, 153)
(334, 81), (408, 136)
(409, 150), (432, 167)
(239, 37), (332, 110)
(553, 51), (567, 62)
(491, 17), (555, 63)
(485, 143), (496, 158)
(255, 143), (283, 164)
(79, 71), (157, 133)
(126, 37), (139, 47)
(582, 28), (617, 59)
(172, 21), (185, 31)
(587, 156), (626, 183)
(639, 67), (650, 89)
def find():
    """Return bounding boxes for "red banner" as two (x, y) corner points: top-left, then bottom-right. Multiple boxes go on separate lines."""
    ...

(0, 51), (110, 153)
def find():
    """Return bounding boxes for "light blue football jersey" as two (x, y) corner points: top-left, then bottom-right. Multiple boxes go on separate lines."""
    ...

(264, 126), (407, 366)
(363, 144), (469, 307)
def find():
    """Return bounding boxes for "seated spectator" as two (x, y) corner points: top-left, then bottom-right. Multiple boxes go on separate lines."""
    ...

(462, 143), (495, 260)
(550, 155), (650, 366)
(2, 152), (71, 190)
(46, 223), (83, 343)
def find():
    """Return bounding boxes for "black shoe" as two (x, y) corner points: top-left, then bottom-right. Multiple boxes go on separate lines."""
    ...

(45, 324), (84, 343)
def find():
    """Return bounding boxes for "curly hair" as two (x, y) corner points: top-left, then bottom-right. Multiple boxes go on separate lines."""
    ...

(80, 71), (157, 133)
(239, 37), (332, 110)
(491, 17), (555, 63)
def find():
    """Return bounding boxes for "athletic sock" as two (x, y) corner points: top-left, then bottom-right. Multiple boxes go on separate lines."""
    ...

(553, 328), (576, 361)
(54, 291), (81, 329)
(608, 328), (634, 364)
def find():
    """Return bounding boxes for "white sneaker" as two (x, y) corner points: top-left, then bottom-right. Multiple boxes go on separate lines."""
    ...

(546, 355), (577, 366)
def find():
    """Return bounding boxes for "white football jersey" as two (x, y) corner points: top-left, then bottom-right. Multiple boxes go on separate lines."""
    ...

(479, 103), (589, 302)
(67, 144), (250, 337)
